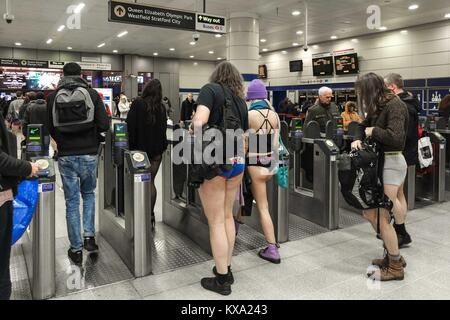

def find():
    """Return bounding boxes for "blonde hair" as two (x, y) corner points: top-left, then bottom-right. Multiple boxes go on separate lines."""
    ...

(209, 61), (245, 99)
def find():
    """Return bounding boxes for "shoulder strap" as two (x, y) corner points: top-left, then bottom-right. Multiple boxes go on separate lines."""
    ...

(251, 101), (276, 132)
(219, 83), (244, 128)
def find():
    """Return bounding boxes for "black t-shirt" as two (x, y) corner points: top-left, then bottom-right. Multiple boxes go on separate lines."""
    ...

(197, 83), (249, 131)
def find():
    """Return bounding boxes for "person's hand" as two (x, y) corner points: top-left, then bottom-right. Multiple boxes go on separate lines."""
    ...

(29, 163), (40, 177)
(351, 140), (363, 151)
(365, 127), (375, 137)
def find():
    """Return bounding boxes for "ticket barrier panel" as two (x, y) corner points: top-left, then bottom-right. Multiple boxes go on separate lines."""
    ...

(22, 124), (56, 300)
(289, 120), (340, 230)
(99, 123), (153, 277)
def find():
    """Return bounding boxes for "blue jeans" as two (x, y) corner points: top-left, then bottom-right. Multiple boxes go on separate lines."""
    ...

(58, 155), (98, 251)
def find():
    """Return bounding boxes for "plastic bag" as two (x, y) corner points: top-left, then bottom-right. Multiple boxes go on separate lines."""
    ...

(418, 136), (433, 169)
(275, 137), (290, 189)
(11, 179), (39, 245)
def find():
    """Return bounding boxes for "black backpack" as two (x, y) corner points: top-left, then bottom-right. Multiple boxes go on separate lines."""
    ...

(338, 140), (391, 210)
(189, 84), (246, 187)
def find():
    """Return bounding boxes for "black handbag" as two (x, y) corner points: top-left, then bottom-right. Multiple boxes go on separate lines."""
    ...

(188, 127), (223, 188)
(338, 139), (392, 210)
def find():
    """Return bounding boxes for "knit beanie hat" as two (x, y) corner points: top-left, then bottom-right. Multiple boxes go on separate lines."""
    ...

(247, 79), (268, 100)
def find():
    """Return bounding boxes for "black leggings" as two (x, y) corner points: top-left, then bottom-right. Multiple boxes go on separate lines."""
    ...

(150, 155), (163, 219)
(0, 201), (13, 300)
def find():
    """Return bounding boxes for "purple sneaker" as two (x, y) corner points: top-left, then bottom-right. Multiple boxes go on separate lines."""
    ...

(258, 244), (281, 264)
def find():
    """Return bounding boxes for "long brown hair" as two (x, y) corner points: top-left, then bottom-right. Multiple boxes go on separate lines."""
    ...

(142, 79), (164, 125)
(355, 72), (396, 118)
(209, 61), (245, 99)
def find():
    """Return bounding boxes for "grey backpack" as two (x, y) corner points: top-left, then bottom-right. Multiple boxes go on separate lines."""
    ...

(53, 87), (95, 133)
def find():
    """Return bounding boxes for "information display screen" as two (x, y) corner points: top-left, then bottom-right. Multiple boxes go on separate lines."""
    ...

(293, 119), (303, 130)
(0, 70), (61, 90)
(115, 123), (127, 137)
(289, 60), (303, 72)
(28, 126), (41, 141)
(335, 53), (359, 75)
(27, 71), (61, 90)
(312, 56), (333, 76)
(0, 71), (27, 89)
(258, 65), (268, 78)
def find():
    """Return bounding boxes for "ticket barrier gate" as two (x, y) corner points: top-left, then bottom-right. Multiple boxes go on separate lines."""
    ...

(333, 121), (365, 214)
(242, 120), (290, 243)
(162, 123), (212, 254)
(411, 116), (446, 207)
(22, 124), (56, 300)
(99, 123), (153, 277)
(435, 116), (450, 192)
(289, 120), (340, 230)
(325, 116), (345, 151)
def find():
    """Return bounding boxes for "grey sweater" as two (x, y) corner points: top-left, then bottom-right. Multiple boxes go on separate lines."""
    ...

(356, 96), (409, 152)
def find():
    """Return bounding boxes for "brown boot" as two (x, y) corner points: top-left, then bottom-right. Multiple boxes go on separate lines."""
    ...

(372, 255), (407, 268)
(368, 257), (405, 281)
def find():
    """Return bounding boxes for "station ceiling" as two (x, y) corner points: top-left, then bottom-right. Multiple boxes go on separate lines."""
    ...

(0, 0), (449, 61)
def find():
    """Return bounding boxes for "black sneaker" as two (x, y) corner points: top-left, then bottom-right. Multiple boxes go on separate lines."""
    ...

(201, 277), (231, 296)
(68, 249), (82, 265)
(212, 266), (234, 284)
(397, 232), (412, 248)
(84, 237), (99, 252)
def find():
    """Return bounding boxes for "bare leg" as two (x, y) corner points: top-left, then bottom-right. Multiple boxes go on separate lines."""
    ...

(395, 183), (407, 225)
(199, 177), (228, 275)
(248, 167), (276, 244)
(224, 173), (243, 267)
(362, 208), (399, 256)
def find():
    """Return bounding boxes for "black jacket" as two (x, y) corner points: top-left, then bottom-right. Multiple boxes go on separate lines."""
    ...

(22, 99), (50, 138)
(398, 91), (421, 166)
(0, 113), (32, 192)
(126, 98), (168, 159)
(305, 102), (339, 133)
(180, 99), (196, 122)
(47, 76), (110, 157)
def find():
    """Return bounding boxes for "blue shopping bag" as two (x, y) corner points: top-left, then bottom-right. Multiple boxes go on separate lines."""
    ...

(11, 179), (39, 245)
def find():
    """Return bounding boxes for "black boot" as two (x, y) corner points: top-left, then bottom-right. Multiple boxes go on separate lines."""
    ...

(201, 275), (231, 296)
(394, 224), (412, 248)
(212, 266), (234, 284)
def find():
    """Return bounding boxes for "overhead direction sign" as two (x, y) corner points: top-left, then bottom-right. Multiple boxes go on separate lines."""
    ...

(196, 13), (226, 33)
(109, 1), (196, 31)
(1, 59), (49, 68)
(109, 1), (226, 34)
